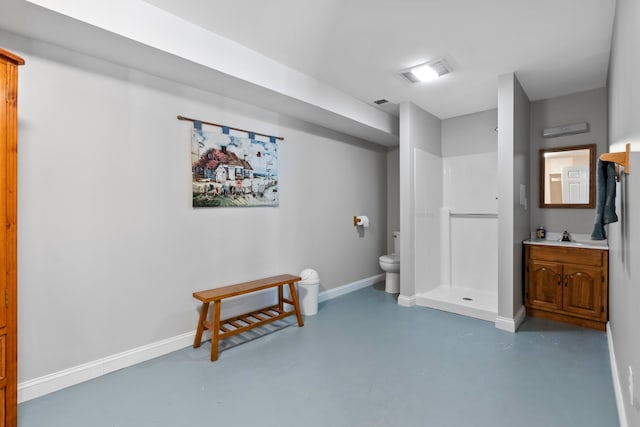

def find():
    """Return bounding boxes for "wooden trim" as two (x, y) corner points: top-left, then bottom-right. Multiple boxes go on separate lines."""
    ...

(539, 143), (596, 209)
(0, 49), (24, 66)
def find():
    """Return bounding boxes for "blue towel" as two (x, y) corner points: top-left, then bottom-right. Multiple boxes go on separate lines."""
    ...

(591, 160), (618, 240)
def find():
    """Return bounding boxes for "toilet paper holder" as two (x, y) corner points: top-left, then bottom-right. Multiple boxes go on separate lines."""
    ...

(353, 215), (370, 227)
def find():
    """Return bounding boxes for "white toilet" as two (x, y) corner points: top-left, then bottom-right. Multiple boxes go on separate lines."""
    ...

(379, 231), (400, 293)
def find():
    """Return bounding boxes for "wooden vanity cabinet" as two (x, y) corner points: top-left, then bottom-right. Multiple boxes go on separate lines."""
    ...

(525, 244), (608, 331)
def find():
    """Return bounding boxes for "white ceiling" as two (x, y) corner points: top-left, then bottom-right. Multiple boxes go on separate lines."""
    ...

(144, 0), (616, 120)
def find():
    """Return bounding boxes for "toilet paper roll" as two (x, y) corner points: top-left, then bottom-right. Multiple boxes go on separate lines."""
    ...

(355, 215), (370, 228)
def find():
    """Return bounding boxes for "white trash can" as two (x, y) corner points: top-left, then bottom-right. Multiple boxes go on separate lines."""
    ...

(298, 268), (320, 316)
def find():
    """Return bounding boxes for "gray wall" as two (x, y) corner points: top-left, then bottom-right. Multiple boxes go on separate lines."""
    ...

(512, 76), (531, 321)
(442, 109), (498, 157)
(399, 102), (441, 299)
(608, 0), (640, 424)
(497, 73), (530, 329)
(529, 88), (608, 234)
(9, 34), (388, 382)
(386, 147), (399, 253)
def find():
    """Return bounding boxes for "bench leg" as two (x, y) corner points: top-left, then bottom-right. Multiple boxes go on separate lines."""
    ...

(288, 282), (304, 327)
(278, 285), (284, 312)
(210, 300), (221, 361)
(193, 302), (210, 348)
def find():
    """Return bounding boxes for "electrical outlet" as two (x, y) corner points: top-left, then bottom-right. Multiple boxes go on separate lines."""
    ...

(629, 366), (634, 405)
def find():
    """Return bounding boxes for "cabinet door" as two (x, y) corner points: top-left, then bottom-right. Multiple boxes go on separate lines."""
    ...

(563, 265), (604, 320)
(527, 260), (563, 311)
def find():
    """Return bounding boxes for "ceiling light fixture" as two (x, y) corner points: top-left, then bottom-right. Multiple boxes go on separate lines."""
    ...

(542, 122), (589, 138)
(410, 64), (439, 82)
(401, 58), (451, 83)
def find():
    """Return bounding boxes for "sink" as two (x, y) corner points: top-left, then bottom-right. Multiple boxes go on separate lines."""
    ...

(525, 234), (608, 250)
(554, 240), (597, 247)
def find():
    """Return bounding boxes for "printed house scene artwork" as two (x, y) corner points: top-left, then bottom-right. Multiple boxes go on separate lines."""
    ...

(191, 128), (279, 207)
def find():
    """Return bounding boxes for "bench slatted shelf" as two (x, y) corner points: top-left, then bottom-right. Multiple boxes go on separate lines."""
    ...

(193, 274), (304, 361)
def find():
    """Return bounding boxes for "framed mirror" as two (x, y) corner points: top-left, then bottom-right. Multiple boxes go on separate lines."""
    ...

(539, 144), (596, 208)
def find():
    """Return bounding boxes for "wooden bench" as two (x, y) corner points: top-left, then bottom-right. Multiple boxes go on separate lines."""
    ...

(193, 274), (304, 361)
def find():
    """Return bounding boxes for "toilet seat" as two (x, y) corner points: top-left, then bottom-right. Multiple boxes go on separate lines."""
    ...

(379, 254), (400, 276)
(379, 254), (400, 264)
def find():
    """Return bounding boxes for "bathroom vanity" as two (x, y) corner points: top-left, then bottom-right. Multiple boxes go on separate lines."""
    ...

(524, 238), (608, 330)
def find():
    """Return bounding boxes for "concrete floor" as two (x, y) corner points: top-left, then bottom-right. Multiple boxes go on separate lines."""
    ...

(18, 284), (619, 427)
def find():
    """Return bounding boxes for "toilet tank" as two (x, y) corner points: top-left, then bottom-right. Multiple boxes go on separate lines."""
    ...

(393, 231), (400, 254)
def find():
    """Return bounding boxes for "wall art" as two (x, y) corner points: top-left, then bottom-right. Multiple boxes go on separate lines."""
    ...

(191, 128), (279, 207)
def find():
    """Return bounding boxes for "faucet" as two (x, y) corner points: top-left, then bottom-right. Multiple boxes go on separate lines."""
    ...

(561, 230), (572, 242)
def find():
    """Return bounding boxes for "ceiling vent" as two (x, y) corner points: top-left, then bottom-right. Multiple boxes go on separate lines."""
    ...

(372, 99), (399, 116)
(401, 58), (451, 83)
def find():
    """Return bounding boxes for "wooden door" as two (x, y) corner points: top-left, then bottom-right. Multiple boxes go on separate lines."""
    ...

(563, 265), (604, 320)
(0, 48), (24, 427)
(527, 260), (563, 311)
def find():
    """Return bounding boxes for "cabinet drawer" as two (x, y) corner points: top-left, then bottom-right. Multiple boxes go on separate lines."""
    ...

(528, 245), (604, 267)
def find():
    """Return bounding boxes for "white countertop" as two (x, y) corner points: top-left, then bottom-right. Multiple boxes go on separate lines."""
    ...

(524, 232), (608, 250)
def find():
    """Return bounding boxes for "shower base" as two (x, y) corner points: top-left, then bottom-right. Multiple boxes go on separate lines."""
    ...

(415, 286), (497, 322)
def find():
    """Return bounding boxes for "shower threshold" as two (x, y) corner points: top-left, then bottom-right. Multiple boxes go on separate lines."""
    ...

(415, 286), (497, 322)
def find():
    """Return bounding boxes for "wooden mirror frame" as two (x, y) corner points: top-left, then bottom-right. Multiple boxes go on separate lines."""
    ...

(539, 144), (596, 208)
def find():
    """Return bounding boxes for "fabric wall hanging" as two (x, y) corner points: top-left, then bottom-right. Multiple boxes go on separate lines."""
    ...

(191, 127), (279, 208)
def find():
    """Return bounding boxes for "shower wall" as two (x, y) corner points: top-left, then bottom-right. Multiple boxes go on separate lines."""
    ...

(412, 109), (499, 319)
(401, 107), (499, 306)
(443, 151), (498, 293)
(443, 152), (498, 214)
(410, 109), (497, 297)
(442, 110), (498, 292)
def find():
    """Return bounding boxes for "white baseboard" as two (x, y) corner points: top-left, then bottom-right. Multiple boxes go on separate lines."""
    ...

(607, 323), (628, 427)
(18, 331), (195, 404)
(18, 274), (380, 403)
(513, 305), (526, 330)
(317, 273), (383, 303)
(495, 305), (526, 333)
(397, 294), (416, 307)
